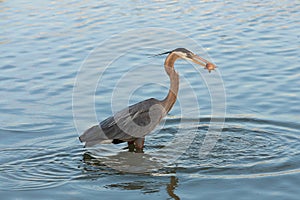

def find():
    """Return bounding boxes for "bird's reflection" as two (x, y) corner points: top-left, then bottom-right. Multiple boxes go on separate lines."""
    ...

(81, 152), (180, 199)
(167, 176), (180, 200)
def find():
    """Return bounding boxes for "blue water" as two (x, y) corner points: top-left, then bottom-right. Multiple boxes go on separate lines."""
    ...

(1, 0), (300, 199)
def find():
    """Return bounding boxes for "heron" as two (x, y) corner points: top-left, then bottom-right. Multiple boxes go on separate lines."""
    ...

(79, 48), (216, 152)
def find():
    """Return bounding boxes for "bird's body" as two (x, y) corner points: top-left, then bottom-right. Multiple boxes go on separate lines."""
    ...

(80, 98), (165, 148)
(79, 48), (216, 152)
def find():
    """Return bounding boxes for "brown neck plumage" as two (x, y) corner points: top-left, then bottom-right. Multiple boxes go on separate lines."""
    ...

(161, 53), (180, 113)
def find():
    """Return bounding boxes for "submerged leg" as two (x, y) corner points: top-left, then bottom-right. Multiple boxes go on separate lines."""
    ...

(134, 138), (145, 153)
(127, 141), (135, 152)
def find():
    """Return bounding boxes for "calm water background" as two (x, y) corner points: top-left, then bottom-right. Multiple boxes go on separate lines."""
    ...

(1, 0), (300, 199)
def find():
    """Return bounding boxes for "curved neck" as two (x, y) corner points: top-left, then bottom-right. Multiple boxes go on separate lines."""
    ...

(161, 53), (180, 113)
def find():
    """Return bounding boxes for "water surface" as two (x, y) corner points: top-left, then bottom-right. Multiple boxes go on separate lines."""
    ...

(1, 0), (300, 199)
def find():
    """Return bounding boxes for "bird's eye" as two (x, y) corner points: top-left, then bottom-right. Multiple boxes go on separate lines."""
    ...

(186, 53), (193, 59)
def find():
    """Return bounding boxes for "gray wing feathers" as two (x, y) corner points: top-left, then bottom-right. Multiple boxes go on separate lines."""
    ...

(79, 98), (165, 147)
(79, 125), (112, 147)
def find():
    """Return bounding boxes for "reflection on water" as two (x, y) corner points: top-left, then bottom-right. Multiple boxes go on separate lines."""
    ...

(167, 176), (180, 200)
(82, 151), (180, 198)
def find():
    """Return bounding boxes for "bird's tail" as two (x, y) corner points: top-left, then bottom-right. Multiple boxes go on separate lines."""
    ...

(79, 125), (112, 147)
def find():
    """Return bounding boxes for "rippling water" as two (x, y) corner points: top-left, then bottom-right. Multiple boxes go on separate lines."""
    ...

(1, 0), (300, 199)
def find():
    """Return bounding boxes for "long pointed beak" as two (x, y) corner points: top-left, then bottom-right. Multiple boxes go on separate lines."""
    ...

(191, 54), (216, 72)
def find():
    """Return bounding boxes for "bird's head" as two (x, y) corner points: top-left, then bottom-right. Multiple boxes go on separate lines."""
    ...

(159, 48), (216, 72)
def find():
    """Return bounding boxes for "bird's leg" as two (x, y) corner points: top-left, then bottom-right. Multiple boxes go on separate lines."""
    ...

(134, 138), (144, 153)
(127, 141), (135, 152)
